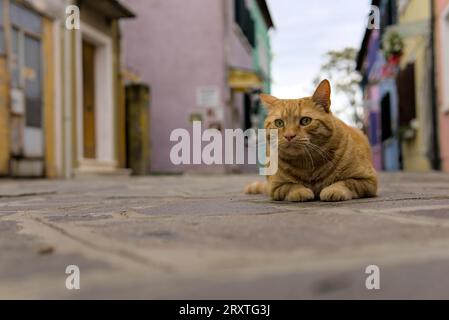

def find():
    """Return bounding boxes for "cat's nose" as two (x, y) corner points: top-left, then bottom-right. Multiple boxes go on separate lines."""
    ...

(284, 134), (296, 142)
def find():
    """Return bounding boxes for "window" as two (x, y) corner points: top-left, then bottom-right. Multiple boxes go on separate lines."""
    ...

(24, 35), (42, 128)
(10, 1), (42, 35)
(381, 93), (393, 142)
(369, 111), (379, 146)
(234, 0), (255, 48)
(396, 63), (416, 125)
(380, 0), (397, 38)
(11, 27), (20, 88)
(243, 93), (252, 131)
(9, 1), (43, 128)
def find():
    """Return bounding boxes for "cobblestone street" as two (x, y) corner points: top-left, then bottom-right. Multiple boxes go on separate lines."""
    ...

(1, 172), (449, 299)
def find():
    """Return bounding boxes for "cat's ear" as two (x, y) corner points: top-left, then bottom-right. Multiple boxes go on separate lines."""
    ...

(259, 94), (278, 110)
(312, 79), (331, 113)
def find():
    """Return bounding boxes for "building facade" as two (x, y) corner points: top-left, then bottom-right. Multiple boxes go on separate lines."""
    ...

(436, 0), (449, 172)
(0, 0), (133, 178)
(122, 0), (273, 173)
(357, 0), (401, 171)
(394, 0), (434, 171)
(357, 0), (438, 172)
(251, 0), (273, 129)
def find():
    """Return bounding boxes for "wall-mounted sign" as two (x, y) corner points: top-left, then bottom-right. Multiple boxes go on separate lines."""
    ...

(228, 68), (263, 91)
(196, 86), (220, 108)
(10, 88), (24, 115)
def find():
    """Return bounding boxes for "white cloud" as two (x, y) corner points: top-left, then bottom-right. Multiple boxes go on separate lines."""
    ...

(267, 0), (371, 102)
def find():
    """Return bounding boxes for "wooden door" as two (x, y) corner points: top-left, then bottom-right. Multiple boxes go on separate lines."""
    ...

(82, 41), (96, 159)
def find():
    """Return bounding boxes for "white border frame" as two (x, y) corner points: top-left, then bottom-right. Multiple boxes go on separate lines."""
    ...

(76, 22), (116, 167)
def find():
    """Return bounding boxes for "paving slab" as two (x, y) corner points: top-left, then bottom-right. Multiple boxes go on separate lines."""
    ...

(1, 172), (449, 299)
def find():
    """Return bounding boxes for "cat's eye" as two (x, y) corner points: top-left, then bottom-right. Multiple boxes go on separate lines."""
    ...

(274, 119), (284, 128)
(300, 117), (312, 126)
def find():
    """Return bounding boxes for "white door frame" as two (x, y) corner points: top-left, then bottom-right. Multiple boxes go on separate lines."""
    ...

(75, 22), (116, 169)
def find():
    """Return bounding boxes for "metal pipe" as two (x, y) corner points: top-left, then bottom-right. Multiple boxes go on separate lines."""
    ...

(430, 0), (441, 170)
(64, 26), (73, 178)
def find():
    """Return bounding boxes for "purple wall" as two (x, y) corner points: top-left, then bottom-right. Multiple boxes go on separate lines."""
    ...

(122, 0), (254, 173)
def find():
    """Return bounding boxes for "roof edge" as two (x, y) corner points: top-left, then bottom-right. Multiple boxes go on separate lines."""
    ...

(256, 0), (275, 29)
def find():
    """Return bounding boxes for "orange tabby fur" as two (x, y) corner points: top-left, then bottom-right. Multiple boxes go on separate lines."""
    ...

(245, 80), (378, 202)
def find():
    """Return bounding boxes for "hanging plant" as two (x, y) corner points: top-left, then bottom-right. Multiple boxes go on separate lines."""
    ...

(382, 30), (404, 60)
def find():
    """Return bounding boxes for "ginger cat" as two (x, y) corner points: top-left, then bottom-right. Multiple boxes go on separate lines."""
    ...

(245, 80), (378, 202)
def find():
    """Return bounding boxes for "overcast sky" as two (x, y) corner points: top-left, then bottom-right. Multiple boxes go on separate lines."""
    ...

(266, 0), (372, 100)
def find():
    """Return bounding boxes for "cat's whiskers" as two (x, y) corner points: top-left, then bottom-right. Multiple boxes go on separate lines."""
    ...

(278, 138), (337, 172)
(305, 143), (338, 169)
(302, 145), (315, 171)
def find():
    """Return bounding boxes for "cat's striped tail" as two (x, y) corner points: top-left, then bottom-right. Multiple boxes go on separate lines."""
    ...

(244, 181), (268, 195)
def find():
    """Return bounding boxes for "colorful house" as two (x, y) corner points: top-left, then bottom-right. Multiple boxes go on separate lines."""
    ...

(393, 0), (434, 171)
(357, 0), (401, 171)
(0, 0), (134, 178)
(250, 0), (274, 129)
(435, 0), (449, 172)
(122, 0), (274, 173)
(357, 0), (440, 172)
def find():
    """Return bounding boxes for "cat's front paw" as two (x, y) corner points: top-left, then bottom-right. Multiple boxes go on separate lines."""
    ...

(271, 184), (290, 201)
(271, 184), (314, 202)
(285, 186), (315, 202)
(320, 184), (352, 202)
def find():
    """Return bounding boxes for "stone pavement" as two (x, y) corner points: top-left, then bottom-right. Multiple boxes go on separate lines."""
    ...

(1, 172), (449, 299)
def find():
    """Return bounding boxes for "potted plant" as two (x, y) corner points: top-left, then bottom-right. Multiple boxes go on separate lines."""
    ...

(382, 30), (404, 64)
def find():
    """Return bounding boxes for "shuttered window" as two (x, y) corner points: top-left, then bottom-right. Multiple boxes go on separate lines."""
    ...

(396, 63), (416, 126)
(243, 93), (252, 131)
(369, 111), (379, 145)
(381, 93), (393, 142)
(234, 0), (255, 48)
(380, 0), (398, 39)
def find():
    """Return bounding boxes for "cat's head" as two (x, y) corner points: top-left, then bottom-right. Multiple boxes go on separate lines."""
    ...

(260, 80), (335, 159)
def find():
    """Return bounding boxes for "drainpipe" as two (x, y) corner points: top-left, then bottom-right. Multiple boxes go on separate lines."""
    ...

(223, 0), (232, 173)
(54, 19), (63, 177)
(64, 26), (73, 178)
(430, 0), (441, 170)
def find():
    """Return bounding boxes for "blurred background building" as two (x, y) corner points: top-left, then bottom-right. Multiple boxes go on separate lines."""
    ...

(0, 0), (134, 178)
(436, 0), (449, 172)
(357, 0), (449, 173)
(2, 0), (449, 178)
(357, 0), (400, 171)
(121, 0), (274, 174)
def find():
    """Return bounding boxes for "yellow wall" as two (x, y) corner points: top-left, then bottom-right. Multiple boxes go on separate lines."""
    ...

(0, 57), (10, 175)
(399, 0), (432, 171)
(112, 20), (127, 169)
(0, 14), (58, 177)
